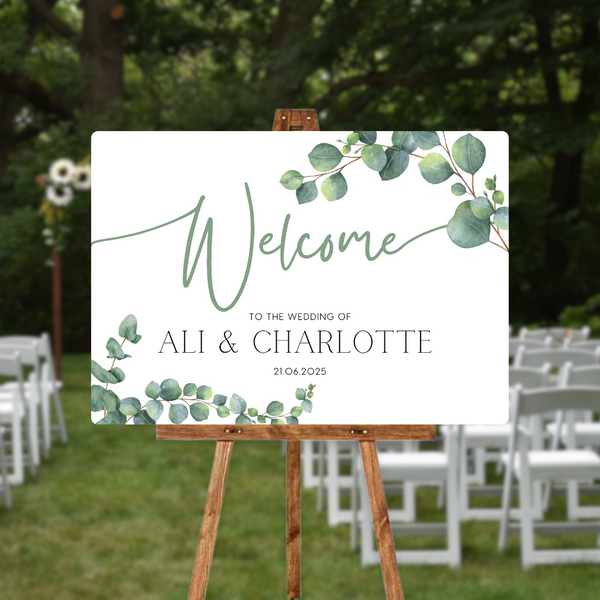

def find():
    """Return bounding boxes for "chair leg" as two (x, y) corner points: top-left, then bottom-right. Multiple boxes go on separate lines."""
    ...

(446, 448), (461, 567)
(51, 388), (68, 444)
(317, 441), (325, 512)
(518, 439), (535, 570)
(327, 441), (340, 527)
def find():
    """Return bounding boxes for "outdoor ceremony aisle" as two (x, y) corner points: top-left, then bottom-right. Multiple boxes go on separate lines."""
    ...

(0, 354), (598, 600)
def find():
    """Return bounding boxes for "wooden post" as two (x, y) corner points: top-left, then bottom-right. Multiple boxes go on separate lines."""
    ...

(188, 441), (234, 600)
(287, 440), (301, 599)
(52, 245), (62, 379)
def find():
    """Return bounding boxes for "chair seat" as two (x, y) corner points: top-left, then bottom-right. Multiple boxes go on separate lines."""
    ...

(0, 397), (25, 420)
(503, 450), (600, 480)
(377, 452), (448, 480)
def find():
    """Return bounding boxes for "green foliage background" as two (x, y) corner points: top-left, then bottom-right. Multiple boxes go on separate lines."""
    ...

(1, 0), (599, 349)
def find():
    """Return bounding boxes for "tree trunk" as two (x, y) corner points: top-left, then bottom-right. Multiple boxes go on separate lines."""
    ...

(81, 0), (125, 127)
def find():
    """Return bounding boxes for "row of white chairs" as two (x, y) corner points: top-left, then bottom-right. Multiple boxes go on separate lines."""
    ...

(0, 333), (68, 508)
(300, 343), (600, 570)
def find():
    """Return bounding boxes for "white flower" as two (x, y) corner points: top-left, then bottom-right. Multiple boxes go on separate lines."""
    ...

(49, 158), (76, 185)
(46, 185), (74, 207)
(72, 165), (91, 191)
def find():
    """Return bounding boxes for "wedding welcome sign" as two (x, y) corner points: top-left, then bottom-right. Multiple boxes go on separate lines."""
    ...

(91, 131), (509, 426)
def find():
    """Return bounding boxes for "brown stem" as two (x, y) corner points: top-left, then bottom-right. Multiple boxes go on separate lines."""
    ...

(489, 240), (509, 252)
(441, 131), (475, 196)
(492, 223), (509, 250)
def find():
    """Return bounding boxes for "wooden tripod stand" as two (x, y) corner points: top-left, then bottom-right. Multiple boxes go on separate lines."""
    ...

(157, 110), (435, 599)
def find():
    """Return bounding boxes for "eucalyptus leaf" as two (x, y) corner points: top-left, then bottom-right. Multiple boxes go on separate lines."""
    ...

(160, 378), (182, 401)
(183, 383), (197, 397)
(133, 410), (156, 425)
(217, 405), (230, 418)
(361, 144), (387, 171)
(91, 385), (120, 412)
(413, 131), (440, 150)
(308, 143), (343, 172)
(485, 178), (496, 191)
(346, 132), (359, 145)
(229, 393), (247, 414)
(190, 402), (210, 422)
(295, 388), (306, 401)
(342, 144), (350, 154)
(118, 314), (142, 344)
(447, 200), (491, 248)
(291, 406), (303, 418)
(119, 397), (141, 416)
(286, 416), (299, 425)
(91, 360), (117, 384)
(494, 206), (509, 230)
(492, 190), (505, 205)
(235, 414), (252, 425)
(321, 172), (348, 202)
(470, 196), (495, 219)
(307, 391), (313, 399)
(145, 381), (161, 400)
(111, 367), (126, 383)
(196, 385), (212, 400)
(146, 399), (164, 421)
(451, 183), (467, 196)
(296, 181), (318, 205)
(356, 131), (377, 145)
(418, 153), (454, 184)
(97, 410), (126, 425)
(391, 131), (417, 153)
(266, 401), (284, 416)
(379, 148), (409, 181)
(257, 415), (267, 424)
(106, 337), (131, 360)
(301, 399), (313, 413)
(270, 418), (285, 425)
(452, 133), (486, 175)
(169, 404), (188, 424)
(279, 170), (304, 190)
(248, 407), (259, 417)
(213, 394), (227, 406)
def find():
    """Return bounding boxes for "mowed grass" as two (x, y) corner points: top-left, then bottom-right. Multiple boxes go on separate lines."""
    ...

(1, 354), (598, 599)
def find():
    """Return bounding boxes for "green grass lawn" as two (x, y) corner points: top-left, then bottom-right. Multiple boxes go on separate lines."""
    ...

(1, 354), (599, 599)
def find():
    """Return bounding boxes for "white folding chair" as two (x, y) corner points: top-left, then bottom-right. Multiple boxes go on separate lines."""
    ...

(509, 338), (551, 361)
(0, 425), (12, 508)
(498, 386), (600, 569)
(458, 365), (550, 521)
(545, 364), (600, 517)
(0, 340), (47, 463)
(0, 333), (67, 445)
(0, 351), (37, 484)
(565, 339), (600, 352)
(519, 326), (591, 344)
(358, 427), (461, 567)
(514, 347), (600, 370)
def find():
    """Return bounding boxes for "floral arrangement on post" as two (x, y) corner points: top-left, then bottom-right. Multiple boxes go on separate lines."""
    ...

(38, 157), (91, 263)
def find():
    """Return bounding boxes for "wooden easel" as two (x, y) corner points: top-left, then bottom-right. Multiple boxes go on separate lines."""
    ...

(157, 110), (436, 600)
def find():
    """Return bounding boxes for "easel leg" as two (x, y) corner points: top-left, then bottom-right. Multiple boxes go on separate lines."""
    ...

(287, 440), (301, 599)
(188, 440), (234, 600)
(360, 441), (404, 600)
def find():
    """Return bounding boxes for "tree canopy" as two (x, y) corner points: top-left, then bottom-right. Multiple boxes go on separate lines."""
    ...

(1, 0), (599, 348)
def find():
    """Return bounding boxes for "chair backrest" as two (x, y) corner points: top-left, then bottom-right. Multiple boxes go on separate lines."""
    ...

(0, 340), (40, 369)
(509, 365), (551, 389)
(0, 351), (24, 380)
(514, 385), (600, 418)
(519, 326), (591, 344)
(560, 363), (600, 388)
(514, 347), (600, 369)
(565, 339), (600, 351)
(509, 338), (550, 360)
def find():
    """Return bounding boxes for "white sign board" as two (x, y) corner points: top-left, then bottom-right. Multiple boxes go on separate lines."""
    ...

(91, 131), (508, 426)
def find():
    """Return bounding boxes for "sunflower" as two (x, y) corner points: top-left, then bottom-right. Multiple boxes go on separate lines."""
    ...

(49, 158), (76, 185)
(72, 165), (91, 191)
(46, 185), (74, 207)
